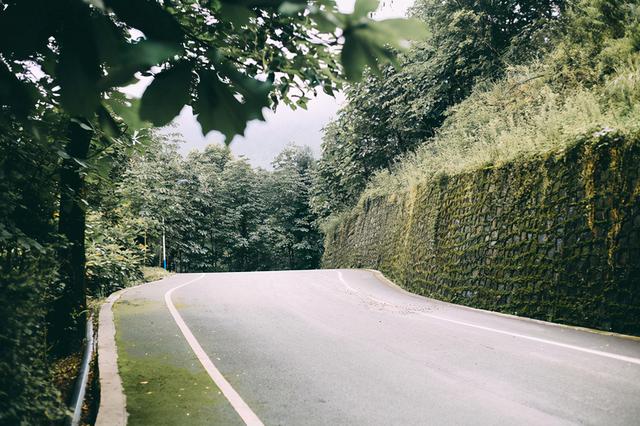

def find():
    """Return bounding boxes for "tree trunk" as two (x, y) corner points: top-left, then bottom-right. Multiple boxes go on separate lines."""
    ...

(288, 246), (294, 270)
(50, 118), (93, 354)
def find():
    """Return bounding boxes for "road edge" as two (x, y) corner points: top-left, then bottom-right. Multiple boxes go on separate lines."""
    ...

(364, 268), (640, 342)
(164, 274), (265, 426)
(95, 275), (174, 425)
(95, 289), (129, 426)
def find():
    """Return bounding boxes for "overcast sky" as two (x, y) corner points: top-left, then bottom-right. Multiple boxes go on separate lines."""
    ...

(122, 0), (415, 168)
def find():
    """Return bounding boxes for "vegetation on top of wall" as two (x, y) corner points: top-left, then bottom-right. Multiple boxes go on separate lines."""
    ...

(311, 0), (566, 219)
(319, 0), (640, 335)
(359, 0), (640, 202)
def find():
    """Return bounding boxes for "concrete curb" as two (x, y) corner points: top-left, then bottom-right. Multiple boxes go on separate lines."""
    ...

(364, 268), (640, 342)
(95, 290), (128, 426)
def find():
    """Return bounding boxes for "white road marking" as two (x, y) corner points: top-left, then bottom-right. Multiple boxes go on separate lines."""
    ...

(417, 312), (640, 365)
(336, 270), (640, 366)
(165, 274), (264, 426)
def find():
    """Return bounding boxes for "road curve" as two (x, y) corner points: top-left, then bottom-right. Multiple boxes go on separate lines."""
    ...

(118, 269), (640, 425)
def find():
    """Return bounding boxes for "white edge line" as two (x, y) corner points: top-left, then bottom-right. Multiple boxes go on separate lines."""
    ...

(164, 274), (264, 426)
(336, 270), (640, 366)
(365, 268), (640, 343)
(97, 274), (178, 425)
(418, 312), (640, 366)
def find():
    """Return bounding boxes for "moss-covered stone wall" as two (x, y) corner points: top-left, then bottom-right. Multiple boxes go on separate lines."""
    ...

(323, 132), (640, 335)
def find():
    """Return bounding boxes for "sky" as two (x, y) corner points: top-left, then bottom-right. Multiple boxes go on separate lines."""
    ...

(122, 0), (415, 169)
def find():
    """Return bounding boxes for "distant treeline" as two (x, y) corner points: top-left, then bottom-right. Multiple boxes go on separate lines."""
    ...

(88, 137), (323, 296)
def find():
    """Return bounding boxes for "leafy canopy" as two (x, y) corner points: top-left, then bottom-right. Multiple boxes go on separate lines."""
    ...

(0, 0), (427, 142)
(113, 136), (322, 273)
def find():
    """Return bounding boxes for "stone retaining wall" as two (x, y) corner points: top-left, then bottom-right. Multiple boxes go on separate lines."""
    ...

(323, 132), (640, 334)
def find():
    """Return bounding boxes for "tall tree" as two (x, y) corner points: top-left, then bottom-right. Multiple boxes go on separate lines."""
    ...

(269, 145), (324, 269)
(0, 0), (424, 344)
(313, 0), (564, 218)
(0, 113), (68, 422)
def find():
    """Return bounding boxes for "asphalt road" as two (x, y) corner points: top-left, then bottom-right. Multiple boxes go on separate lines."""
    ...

(117, 269), (640, 425)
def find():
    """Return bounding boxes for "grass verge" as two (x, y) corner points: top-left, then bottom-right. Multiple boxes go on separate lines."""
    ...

(114, 295), (241, 425)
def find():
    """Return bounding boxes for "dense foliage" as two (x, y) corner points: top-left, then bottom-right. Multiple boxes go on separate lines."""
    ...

(0, 119), (67, 424)
(0, 0), (422, 422)
(360, 0), (640, 199)
(312, 0), (565, 217)
(112, 138), (323, 280)
(81, 133), (323, 293)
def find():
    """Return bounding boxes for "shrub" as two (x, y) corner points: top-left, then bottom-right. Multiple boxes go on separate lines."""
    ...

(85, 210), (146, 296)
(360, 0), (640, 202)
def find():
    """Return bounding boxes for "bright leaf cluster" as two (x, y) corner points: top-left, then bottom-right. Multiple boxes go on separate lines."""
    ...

(0, 0), (426, 142)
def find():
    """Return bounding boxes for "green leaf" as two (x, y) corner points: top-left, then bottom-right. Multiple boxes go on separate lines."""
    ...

(279, 2), (307, 16)
(340, 17), (423, 81)
(71, 118), (94, 131)
(139, 62), (193, 126)
(228, 72), (272, 121)
(57, 27), (101, 116)
(57, 149), (71, 160)
(219, 4), (254, 26)
(341, 29), (387, 80)
(73, 157), (89, 169)
(353, 0), (379, 19)
(92, 12), (180, 90)
(194, 69), (271, 143)
(103, 0), (183, 45)
(311, 10), (342, 32)
(195, 72), (246, 143)
(100, 41), (181, 90)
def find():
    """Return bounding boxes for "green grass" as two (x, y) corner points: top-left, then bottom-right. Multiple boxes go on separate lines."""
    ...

(141, 266), (173, 284)
(355, 1), (640, 205)
(118, 354), (224, 425)
(362, 57), (640, 203)
(114, 298), (242, 425)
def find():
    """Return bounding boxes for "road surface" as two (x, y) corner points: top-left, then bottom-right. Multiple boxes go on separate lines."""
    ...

(114, 270), (640, 425)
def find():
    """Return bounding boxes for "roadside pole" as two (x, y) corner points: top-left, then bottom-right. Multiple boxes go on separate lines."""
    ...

(162, 216), (167, 270)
